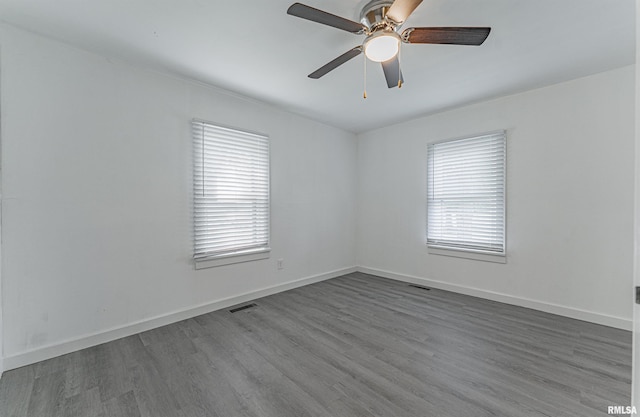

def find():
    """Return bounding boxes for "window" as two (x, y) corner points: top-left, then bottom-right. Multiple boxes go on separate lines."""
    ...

(427, 131), (506, 260)
(192, 120), (270, 268)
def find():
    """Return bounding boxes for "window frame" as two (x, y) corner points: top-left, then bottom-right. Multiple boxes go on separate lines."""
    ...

(426, 130), (507, 263)
(192, 119), (271, 269)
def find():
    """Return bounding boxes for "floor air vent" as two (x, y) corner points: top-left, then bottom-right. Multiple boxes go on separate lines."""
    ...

(408, 284), (432, 291)
(229, 303), (257, 313)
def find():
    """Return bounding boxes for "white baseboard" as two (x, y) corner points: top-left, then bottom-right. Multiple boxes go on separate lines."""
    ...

(2, 266), (357, 372)
(3, 264), (629, 373)
(358, 266), (632, 331)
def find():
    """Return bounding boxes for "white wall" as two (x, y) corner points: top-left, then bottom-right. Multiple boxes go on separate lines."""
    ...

(0, 94), (3, 377)
(632, 0), (639, 405)
(0, 44), (4, 378)
(0, 24), (357, 368)
(357, 65), (635, 329)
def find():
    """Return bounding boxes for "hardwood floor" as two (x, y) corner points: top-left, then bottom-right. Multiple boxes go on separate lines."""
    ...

(0, 272), (631, 416)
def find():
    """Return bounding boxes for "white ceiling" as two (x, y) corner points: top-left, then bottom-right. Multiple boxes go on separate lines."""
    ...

(0, 0), (635, 133)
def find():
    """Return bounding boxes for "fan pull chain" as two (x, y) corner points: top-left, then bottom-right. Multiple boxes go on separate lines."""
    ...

(363, 52), (367, 99)
(398, 46), (403, 88)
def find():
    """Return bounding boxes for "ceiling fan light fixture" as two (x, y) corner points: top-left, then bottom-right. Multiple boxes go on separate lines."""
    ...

(364, 32), (400, 62)
(287, 1), (491, 90)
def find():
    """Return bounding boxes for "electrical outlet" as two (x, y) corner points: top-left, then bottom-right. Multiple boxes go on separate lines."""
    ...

(277, 259), (284, 270)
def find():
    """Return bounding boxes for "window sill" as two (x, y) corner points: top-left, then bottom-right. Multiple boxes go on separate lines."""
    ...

(427, 246), (506, 264)
(195, 249), (271, 270)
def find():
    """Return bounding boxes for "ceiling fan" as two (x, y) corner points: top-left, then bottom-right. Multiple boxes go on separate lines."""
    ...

(287, 0), (491, 89)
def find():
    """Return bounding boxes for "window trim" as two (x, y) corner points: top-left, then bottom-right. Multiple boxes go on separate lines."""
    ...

(427, 246), (507, 264)
(426, 130), (507, 263)
(192, 119), (271, 269)
(195, 249), (271, 270)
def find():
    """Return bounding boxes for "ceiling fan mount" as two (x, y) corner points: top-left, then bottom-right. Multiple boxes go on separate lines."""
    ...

(359, 0), (396, 32)
(287, 0), (491, 90)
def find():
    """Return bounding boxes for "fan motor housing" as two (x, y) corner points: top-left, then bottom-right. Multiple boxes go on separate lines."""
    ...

(359, 0), (395, 31)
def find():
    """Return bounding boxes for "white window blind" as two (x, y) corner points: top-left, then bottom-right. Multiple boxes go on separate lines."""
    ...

(427, 131), (506, 255)
(192, 120), (270, 262)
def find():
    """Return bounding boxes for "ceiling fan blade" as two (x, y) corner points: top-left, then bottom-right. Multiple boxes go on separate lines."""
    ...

(287, 3), (367, 34)
(386, 0), (423, 25)
(381, 56), (404, 88)
(402, 27), (491, 45)
(308, 46), (363, 79)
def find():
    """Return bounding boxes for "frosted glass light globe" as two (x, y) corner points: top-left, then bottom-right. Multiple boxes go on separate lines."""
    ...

(364, 33), (400, 62)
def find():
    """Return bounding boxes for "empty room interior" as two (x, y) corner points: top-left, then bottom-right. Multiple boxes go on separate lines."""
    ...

(0, 0), (638, 416)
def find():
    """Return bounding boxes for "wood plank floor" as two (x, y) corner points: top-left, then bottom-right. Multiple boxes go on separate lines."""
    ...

(0, 272), (631, 416)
